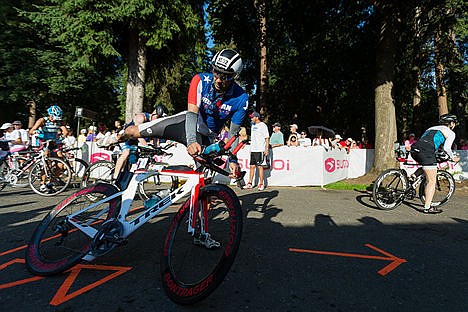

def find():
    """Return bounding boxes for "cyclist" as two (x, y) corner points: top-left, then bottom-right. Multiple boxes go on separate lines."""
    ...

(29, 105), (68, 192)
(112, 105), (168, 181)
(125, 49), (249, 178)
(410, 114), (460, 214)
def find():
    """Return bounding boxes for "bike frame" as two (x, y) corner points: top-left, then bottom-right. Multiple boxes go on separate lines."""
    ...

(66, 157), (213, 262)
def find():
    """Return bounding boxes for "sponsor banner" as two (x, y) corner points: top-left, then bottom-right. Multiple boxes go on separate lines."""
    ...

(82, 142), (468, 186)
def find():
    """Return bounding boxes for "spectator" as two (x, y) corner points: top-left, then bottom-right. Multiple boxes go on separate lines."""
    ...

(244, 112), (269, 191)
(218, 124), (229, 143)
(86, 126), (97, 142)
(342, 137), (354, 153)
(113, 120), (123, 134)
(330, 134), (343, 149)
(350, 140), (360, 149)
(12, 120), (30, 148)
(287, 133), (299, 146)
(1, 123), (24, 152)
(62, 127), (77, 148)
(404, 133), (417, 151)
(77, 129), (87, 146)
(269, 122), (284, 148)
(298, 131), (312, 147)
(96, 124), (108, 141)
(312, 131), (330, 149)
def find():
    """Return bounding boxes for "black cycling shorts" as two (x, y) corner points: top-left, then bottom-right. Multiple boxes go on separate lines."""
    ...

(410, 143), (437, 167)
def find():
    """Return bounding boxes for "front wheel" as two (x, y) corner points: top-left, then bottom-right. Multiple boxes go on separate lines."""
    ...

(161, 184), (243, 305)
(25, 183), (120, 276)
(418, 170), (455, 207)
(372, 169), (409, 210)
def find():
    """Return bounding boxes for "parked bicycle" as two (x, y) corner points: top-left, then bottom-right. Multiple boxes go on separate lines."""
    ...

(0, 140), (72, 195)
(25, 132), (247, 304)
(372, 147), (456, 210)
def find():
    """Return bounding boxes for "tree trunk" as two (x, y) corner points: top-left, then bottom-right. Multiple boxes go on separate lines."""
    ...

(125, 29), (147, 123)
(434, 29), (448, 116)
(27, 100), (36, 128)
(256, 0), (268, 119)
(373, 2), (398, 172)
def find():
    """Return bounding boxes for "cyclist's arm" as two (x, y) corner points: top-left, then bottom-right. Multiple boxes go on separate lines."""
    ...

(442, 129), (456, 160)
(186, 75), (202, 155)
(29, 118), (44, 135)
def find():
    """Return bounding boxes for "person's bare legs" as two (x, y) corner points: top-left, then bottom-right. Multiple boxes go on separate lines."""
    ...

(258, 166), (264, 186)
(113, 149), (129, 180)
(423, 167), (438, 211)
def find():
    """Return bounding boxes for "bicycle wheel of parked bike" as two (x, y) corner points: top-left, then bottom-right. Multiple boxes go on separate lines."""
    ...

(29, 157), (72, 196)
(25, 183), (120, 276)
(81, 160), (115, 187)
(418, 170), (455, 207)
(161, 184), (243, 305)
(68, 157), (88, 187)
(373, 169), (409, 210)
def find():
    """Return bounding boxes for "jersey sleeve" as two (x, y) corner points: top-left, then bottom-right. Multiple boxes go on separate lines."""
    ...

(187, 74), (202, 108)
(443, 129), (456, 160)
(230, 94), (249, 125)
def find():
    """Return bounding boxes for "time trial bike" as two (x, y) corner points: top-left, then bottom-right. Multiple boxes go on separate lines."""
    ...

(25, 133), (247, 305)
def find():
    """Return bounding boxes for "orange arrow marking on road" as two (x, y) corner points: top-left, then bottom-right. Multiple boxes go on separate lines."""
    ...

(50, 264), (132, 306)
(289, 243), (407, 276)
(0, 258), (44, 289)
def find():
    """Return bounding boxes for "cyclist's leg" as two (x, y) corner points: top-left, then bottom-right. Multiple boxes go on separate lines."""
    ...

(130, 111), (189, 145)
(113, 148), (130, 180)
(422, 166), (438, 211)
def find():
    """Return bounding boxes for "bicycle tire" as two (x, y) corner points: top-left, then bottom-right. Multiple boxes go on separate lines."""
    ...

(68, 157), (89, 187)
(418, 170), (455, 207)
(25, 183), (120, 276)
(161, 184), (243, 305)
(81, 160), (115, 187)
(372, 169), (409, 210)
(28, 157), (72, 196)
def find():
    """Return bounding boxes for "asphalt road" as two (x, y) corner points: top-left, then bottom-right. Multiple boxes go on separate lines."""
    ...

(0, 184), (467, 312)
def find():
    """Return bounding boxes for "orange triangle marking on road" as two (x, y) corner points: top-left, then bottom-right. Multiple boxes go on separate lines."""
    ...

(0, 258), (44, 290)
(49, 264), (132, 306)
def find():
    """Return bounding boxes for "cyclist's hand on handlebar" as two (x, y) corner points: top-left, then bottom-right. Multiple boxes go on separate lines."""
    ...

(187, 142), (202, 156)
(453, 155), (460, 163)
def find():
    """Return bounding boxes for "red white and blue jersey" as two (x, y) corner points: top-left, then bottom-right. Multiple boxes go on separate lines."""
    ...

(188, 73), (249, 135)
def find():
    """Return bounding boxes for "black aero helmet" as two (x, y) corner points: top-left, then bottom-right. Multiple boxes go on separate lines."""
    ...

(212, 49), (243, 78)
(153, 104), (168, 117)
(439, 114), (458, 125)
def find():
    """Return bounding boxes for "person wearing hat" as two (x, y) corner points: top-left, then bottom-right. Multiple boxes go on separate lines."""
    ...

(12, 120), (30, 149)
(244, 111), (269, 191)
(330, 134), (343, 149)
(1, 122), (27, 153)
(287, 124), (300, 146)
(269, 122), (284, 148)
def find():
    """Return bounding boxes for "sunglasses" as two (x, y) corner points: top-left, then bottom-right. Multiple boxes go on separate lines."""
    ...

(213, 70), (234, 81)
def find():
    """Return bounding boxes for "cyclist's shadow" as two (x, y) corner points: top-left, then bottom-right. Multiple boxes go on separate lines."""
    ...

(238, 189), (280, 215)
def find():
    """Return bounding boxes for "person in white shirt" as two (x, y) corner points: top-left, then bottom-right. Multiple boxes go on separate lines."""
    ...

(244, 111), (269, 191)
(12, 120), (30, 149)
(1, 122), (26, 153)
(298, 131), (312, 147)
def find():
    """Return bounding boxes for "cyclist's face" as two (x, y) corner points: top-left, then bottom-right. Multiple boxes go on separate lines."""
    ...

(213, 70), (234, 92)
